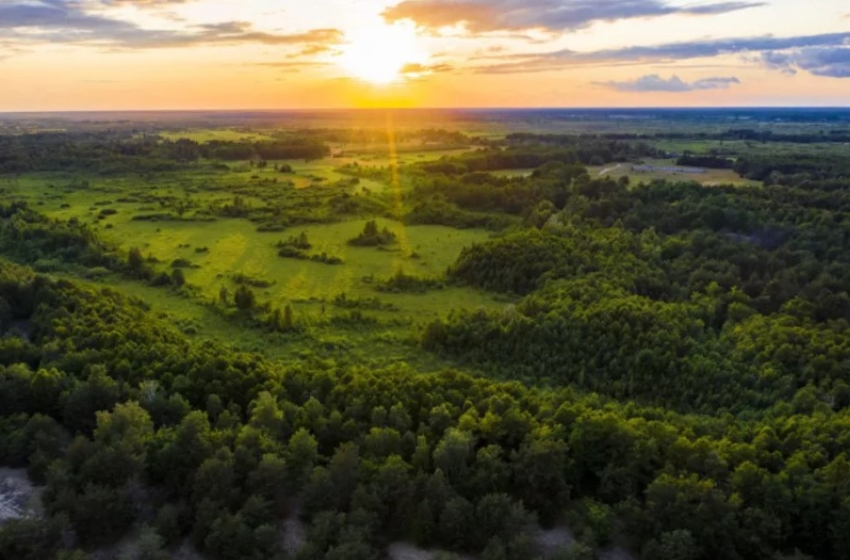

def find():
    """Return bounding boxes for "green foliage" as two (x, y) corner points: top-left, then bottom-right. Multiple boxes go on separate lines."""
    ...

(374, 269), (444, 294)
(276, 236), (344, 265)
(234, 285), (257, 310)
(348, 220), (397, 247)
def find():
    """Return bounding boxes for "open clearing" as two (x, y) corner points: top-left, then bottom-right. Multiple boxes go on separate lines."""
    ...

(0, 468), (41, 524)
(589, 158), (759, 187)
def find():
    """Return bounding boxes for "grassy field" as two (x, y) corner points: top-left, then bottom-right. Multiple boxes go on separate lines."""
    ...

(158, 129), (274, 142)
(589, 159), (760, 187)
(2, 147), (510, 371)
(100, 216), (497, 314)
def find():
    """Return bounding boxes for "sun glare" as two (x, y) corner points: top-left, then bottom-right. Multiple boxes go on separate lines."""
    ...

(338, 24), (427, 85)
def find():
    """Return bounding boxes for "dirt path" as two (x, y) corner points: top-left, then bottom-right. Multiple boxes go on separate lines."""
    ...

(598, 163), (623, 176)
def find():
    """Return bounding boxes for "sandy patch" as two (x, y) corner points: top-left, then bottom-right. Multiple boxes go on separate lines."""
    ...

(0, 467), (42, 523)
(534, 527), (575, 558)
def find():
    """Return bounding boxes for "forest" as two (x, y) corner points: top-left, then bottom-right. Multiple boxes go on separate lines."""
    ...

(0, 110), (849, 560)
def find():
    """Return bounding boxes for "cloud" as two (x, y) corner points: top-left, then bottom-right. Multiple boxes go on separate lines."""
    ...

(400, 62), (453, 74)
(762, 47), (850, 78)
(253, 61), (332, 70)
(383, 0), (764, 33)
(0, 1), (342, 49)
(473, 31), (850, 74)
(596, 74), (740, 92)
(100, 0), (192, 5)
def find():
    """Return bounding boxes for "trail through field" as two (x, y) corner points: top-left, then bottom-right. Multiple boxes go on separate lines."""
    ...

(598, 163), (623, 176)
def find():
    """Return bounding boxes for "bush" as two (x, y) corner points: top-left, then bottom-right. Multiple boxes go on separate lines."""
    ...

(348, 221), (397, 247)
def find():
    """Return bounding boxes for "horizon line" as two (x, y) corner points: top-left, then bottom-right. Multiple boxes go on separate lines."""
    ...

(3, 106), (850, 116)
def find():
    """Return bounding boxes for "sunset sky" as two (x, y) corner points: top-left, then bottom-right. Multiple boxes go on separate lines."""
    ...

(1, 0), (849, 110)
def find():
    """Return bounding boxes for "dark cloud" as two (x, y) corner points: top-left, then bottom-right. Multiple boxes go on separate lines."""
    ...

(0, 0), (134, 35)
(0, 0), (342, 49)
(596, 74), (740, 92)
(383, 0), (764, 32)
(762, 47), (850, 78)
(474, 31), (850, 74)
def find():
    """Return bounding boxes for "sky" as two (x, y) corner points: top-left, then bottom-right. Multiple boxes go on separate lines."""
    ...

(1, 0), (849, 110)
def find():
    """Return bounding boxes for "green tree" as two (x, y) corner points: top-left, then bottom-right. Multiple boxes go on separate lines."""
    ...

(286, 428), (318, 492)
(234, 285), (256, 310)
(128, 247), (144, 272)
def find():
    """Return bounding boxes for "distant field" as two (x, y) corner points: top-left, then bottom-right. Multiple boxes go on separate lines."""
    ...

(589, 159), (760, 187)
(653, 139), (850, 159)
(494, 169), (536, 178)
(158, 129), (274, 142)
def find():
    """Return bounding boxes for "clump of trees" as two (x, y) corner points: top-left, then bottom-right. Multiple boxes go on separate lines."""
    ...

(375, 269), (444, 294)
(276, 233), (343, 265)
(348, 220), (397, 247)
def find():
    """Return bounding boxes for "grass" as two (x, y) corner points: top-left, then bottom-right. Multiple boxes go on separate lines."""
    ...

(588, 159), (760, 187)
(4, 153), (508, 373)
(100, 216), (496, 316)
(493, 169), (536, 178)
(158, 129), (273, 142)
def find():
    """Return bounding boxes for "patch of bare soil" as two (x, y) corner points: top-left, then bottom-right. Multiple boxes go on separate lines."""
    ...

(533, 526), (575, 558)
(281, 512), (306, 557)
(0, 467), (42, 524)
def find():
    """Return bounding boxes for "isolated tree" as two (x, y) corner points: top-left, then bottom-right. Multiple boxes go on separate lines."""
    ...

(128, 247), (144, 272)
(171, 268), (186, 287)
(234, 285), (256, 310)
(283, 304), (294, 330)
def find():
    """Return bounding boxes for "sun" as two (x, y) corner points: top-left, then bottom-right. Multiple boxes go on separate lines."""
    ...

(338, 24), (428, 84)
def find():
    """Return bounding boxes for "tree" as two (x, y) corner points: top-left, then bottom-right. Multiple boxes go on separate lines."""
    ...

(438, 497), (474, 550)
(247, 454), (288, 510)
(642, 530), (700, 560)
(62, 367), (120, 434)
(234, 285), (256, 310)
(433, 429), (472, 486)
(171, 268), (186, 287)
(286, 428), (318, 492)
(328, 443), (360, 510)
(154, 504), (183, 546)
(128, 247), (144, 272)
(120, 526), (166, 560)
(70, 483), (135, 546)
(283, 304), (294, 330)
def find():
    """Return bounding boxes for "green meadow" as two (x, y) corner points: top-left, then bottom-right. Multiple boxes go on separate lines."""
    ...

(588, 159), (761, 186)
(2, 141), (507, 368)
